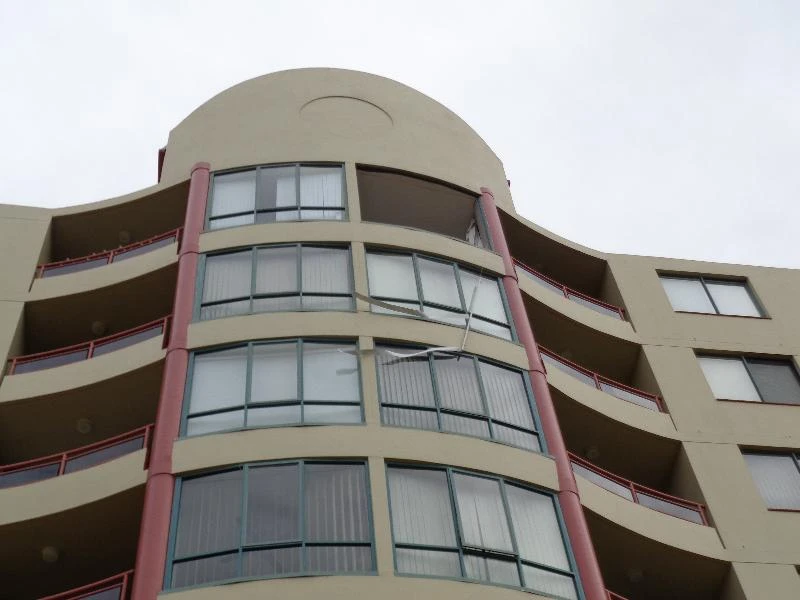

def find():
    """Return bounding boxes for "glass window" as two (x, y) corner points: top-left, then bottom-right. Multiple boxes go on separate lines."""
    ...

(184, 340), (362, 436)
(699, 355), (800, 405)
(743, 453), (800, 510)
(208, 164), (345, 229)
(366, 251), (512, 340)
(376, 345), (540, 451)
(387, 465), (578, 599)
(660, 275), (762, 317)
(199, 244), (353, 320)
(169, 461), (374, 589)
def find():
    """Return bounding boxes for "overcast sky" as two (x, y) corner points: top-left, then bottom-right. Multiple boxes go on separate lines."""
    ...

(1, 1), (798, 268)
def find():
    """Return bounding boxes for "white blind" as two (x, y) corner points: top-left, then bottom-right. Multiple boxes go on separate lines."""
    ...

(744, 453), (800, 510)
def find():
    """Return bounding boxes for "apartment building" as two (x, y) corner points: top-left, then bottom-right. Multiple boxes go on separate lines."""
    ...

(1, 68), (799, 600)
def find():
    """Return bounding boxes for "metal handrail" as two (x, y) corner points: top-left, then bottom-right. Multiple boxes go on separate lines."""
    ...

(36, 227), (182, 278)
(0, 424), (153, 485)
(607, 591), (631, 600)
(569, 452), (708, 525)
(538, 344), (665, 412)
(7, 315), (171, 375)
(514, 259), (626, 320)
(38, 570), (133, 600)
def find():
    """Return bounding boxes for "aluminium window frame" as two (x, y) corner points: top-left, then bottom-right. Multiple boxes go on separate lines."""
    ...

(374, 343), (546, 453)
(384, 463), (584, 600)
(195, 243), (356, 321)
(180, 338), (366, 437)
(659, 273), (766, 317)
(164, 459), (377, 591)
(741, 450), (800, 512)
(205, 162), (348, 230)
(698, 353), (800, 405)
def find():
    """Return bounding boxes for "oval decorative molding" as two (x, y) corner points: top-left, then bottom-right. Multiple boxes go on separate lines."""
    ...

(300, 95), (393, 139)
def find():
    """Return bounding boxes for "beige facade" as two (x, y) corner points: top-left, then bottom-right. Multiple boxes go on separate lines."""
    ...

(0, 68), (798, 600)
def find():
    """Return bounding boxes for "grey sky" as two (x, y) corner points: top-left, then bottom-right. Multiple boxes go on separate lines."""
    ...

(1, 1), (798, 268)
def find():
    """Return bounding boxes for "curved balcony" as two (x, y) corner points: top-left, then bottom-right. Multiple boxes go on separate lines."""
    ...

(569, 453), (707, 525)
(7, 316), (170, 375)
(0, 424), (152, 489)
(36, 228), (182, 279)
(39, 570), (132, 600)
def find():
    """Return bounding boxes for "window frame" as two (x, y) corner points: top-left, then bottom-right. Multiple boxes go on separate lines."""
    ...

(698, 353), (800, 405)
(385, 463), (583, 600)
(180, 338), (365, 437)
(195, 243), (355, 320)
(658, 273), (766, 318)
(205, 162), (348, 230)
(374, 343), (545, 453)
(742, 451), (800, 512)
(365, 249), (515, 340)
(165, 459), (377, 591)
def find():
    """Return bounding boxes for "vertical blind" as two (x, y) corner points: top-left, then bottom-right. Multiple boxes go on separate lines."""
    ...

(743, 453), (800, 510)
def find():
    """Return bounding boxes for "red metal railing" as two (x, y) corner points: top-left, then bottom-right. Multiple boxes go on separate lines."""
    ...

(569, 452), (708, 525)
(538, 345), (665, 412)
(0, 424), (153, 489)
(38, 570), (133, 600)
(36, 228), (182, 278)
(7, 316), (171, 375)
(514, 259), (626, 321)
(607, 591), (630, 600)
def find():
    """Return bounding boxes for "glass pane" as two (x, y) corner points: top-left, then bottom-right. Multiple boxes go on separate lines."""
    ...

(434, 354), (484, 414)
(82, 587), (122, 600)
(64, 436), (144, 474)
(541, 354), (596, 387)
(493, 425), (540, 452)
(422, 305), (468, 328)
(303, 295), (353, 311)
(470, 318), (512, 340)
(171, 553), (238, 588)
(304, 404), (361, 424)
(300, 166), (343, 211)
(252, 296), (301, 313)
(243, 546), (302, 578)
(0, 463), (60, 488)
(660, 277), (715, 313)
(460, 270), (508, 324)
(464, 554), (520, 587)
(387, 467), (456, 546)
(175, 470), (242, 557)
(746, 359), (800, 405)
(636, 492), (705, 524)
(302, 247), (350, 294)
(300, 209), (344, 220)
(505, 484), (570, 570)
(705, 281), (761, 317)
(395, 548), (460, 577)
(418, 258), (461, 309)
(247, 404), (301, 427)
(381, 407), (439, 431)
(306, 545), (372, 573)
(257, 166), (297, 211)
(41, 257), (109, 277)
(698, 356), (760, 401)
(186, 410), (245, 436)
(200, 300), (250, 321)
(522, 564), (578, 600)
(303, 343), (359, 402)
(567, 293), (623, 319)
(376, 347), (435, 408)
(211, 171), (256, 217)
(189, 347), (248, 414)
(479, 361), (534, 429)
(203, 251), (252, 303)
(112, 235), (176, 262)
(744, 453), (800, 510)
(370, 300), (421, 317)
(599, 381), (660, 410)
(452, 473), (513, 552)
(208, 214), (255, 230)
(366, 253), (418, 301)
(519, 267), (565, 296)
(440, 413), (490, 439)
(571, 462), (634, 501)
(305, 463), (370, 542)
(12, 348), (89, 374)
(247, 464), (300, 544)
(255, 246), (298, 296)
(251, 342), (297, 404)
(92, 325), (163, 357)
(258, 208), (299, 223)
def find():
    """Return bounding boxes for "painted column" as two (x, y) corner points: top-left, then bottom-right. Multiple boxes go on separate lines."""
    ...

(479, 187), (607, 600)
(131, 162), (210, 600)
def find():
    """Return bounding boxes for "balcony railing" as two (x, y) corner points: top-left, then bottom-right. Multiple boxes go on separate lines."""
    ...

(7, 316), (171, 375)
(38, 570), (133, 600)
(607, 592), (631, 600)
(515, 259), (626, 320)
(36, 227), (182, 278)
(538, 345), (664, 412)
(569, 452), (708, 525)
(0, 424), (153, 489)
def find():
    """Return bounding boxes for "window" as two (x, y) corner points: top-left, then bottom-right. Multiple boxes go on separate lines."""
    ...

(167, 461), (373, 589)
(660, 275), (762, 317)
(698, 355), (800, 405)
(199, 244), (353, 320)
(387, 465), (578, 599)
(743, 452), (800, 510)
(376, 346), (541, 451)
(366, 251), (512, 340)
(207, 164), (345, 229)
(183, 340), (362, 436)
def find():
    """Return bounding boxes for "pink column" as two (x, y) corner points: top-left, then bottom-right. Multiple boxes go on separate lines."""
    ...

(131, 162), (210, 600)
(479, 187), (607, 600)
